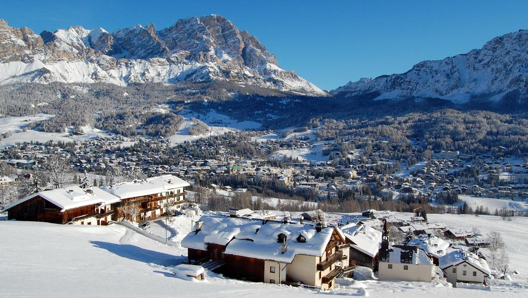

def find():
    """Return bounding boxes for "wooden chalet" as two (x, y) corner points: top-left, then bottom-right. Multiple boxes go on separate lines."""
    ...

(182, 215), (348, 290)
(444, 229), (474, 240)
(341, 223), (381, 269)
(5, 186), (120, 225)
(101, 175), (190, 222)
(5, 175), (190, 225)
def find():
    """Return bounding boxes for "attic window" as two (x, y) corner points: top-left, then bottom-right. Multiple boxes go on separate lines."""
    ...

(277, 233), (287, 243)
(297, 234), (306, 243)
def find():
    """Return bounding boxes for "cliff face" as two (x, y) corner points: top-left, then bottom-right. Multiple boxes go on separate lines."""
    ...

(0, 16), (326, 96)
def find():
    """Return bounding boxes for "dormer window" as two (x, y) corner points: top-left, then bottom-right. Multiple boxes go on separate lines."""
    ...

(277, 233), (287, 243)
(297, 234), (306, 243)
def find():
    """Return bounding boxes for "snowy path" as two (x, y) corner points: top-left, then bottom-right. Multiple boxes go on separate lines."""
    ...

(117, 221), (180, 247)
(153, 219), (177, 240)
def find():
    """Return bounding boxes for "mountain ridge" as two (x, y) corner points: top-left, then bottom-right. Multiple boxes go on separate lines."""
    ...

(333, 29), (528, 104)
(0, 16), (326, 96)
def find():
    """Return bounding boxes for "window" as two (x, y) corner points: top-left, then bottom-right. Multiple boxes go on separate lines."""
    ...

(463, 270), (467, 276)
(452, 268), (457, 273)
(404, 265), (409, 271)
(388, 264), (393, 269)
(473, 271), (477, 277)
(270, 266), (276, 273)
(270, 279), (275, 284)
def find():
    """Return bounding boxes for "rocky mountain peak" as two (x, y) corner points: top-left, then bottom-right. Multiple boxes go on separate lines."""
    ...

(0, 20), (43, 63)
(113, 23), (170, 59)
(0, 16), (326, 96)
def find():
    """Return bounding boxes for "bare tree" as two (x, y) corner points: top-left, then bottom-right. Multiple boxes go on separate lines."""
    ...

(487, 231), (509, 273)
(46, 155), (71, 189)
(122, 203), (141, 222)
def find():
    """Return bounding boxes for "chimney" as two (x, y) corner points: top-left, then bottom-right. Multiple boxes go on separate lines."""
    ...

(194, 221), (203, 234)
(300, 215), (304, 224)
(283, 216), (290, 224)
(281, 243), (288, 254)
(315, 222), (323, 233)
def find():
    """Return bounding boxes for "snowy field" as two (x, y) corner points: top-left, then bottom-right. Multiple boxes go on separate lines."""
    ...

(457, 195), (528, 212)
(1, 213), (528, 297)
(272, 141), (329, 162)
(166, 109), (261, 144)
(0, 114), (113, 148)
(0, 109), (261, 148)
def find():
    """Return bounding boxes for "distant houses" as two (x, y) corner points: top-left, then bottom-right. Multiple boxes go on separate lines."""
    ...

(4, 175), (189, 225)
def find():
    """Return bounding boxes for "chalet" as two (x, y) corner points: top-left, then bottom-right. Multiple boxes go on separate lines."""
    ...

(5, 186), (120, 225)
(464, 235), (490, 248)
(378, 245), (436, 282)
(444, 229), (473, 240)
(182, 215), (348, 290)
(439, 250), (490, 286)
(101, 175), (189, 222)
(341, 223), (381, 269)
(378, 220), (436, 282)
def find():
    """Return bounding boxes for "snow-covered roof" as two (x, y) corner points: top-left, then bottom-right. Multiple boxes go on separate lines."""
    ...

(407, 236), (450, 258)
(341, 223), (381, 258)
(386, 247), (433, 265)
(439, 250), (490, 275)
(100, 175), (189, 199)
(171, 264), (205, 277)
(446, 228), (473, 238)
(182, 215), (343, 263)
(5, 186), (120, 212)
(181, 216), (259, 250)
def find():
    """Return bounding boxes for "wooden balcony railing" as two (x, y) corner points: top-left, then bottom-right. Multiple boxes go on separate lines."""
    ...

(317, 250), (343, 271)
(322, 267), (342, 284)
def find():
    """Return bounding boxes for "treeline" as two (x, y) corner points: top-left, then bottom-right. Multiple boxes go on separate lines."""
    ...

(309, 109), (528, 156)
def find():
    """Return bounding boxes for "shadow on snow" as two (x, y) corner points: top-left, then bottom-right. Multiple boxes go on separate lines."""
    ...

(90, 241), (186, 267)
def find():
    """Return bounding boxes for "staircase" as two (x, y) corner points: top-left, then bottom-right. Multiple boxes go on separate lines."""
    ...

(201, 258), (226, 271)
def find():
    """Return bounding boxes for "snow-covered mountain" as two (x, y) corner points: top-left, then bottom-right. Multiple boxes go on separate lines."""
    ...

(334, 30), (528, 103)
(0, 16), (326, 96)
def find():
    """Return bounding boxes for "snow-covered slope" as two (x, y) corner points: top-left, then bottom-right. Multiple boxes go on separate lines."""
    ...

(1, 215), (527, 297)
(0, 16), (326, 96)
(334, 30), (528, 103)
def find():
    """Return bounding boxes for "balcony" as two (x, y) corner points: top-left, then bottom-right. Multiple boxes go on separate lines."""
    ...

(317, 250), (343, 271)
(322, 267), (342, 284)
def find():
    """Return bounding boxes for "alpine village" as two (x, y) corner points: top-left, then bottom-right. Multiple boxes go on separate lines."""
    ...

(0, 4), (527, 298)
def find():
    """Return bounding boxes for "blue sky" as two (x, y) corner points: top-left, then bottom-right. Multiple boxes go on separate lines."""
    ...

(2, 0), (528, 90)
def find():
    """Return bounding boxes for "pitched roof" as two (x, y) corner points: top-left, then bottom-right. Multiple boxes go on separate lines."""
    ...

(100, 175), (189, 199)
(4, 186), (120, 212)
(341, 223), (381, 258)
(182, 215), (342, 263)
(439, 250), (491, 275)
(407, 236), (450, 258)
